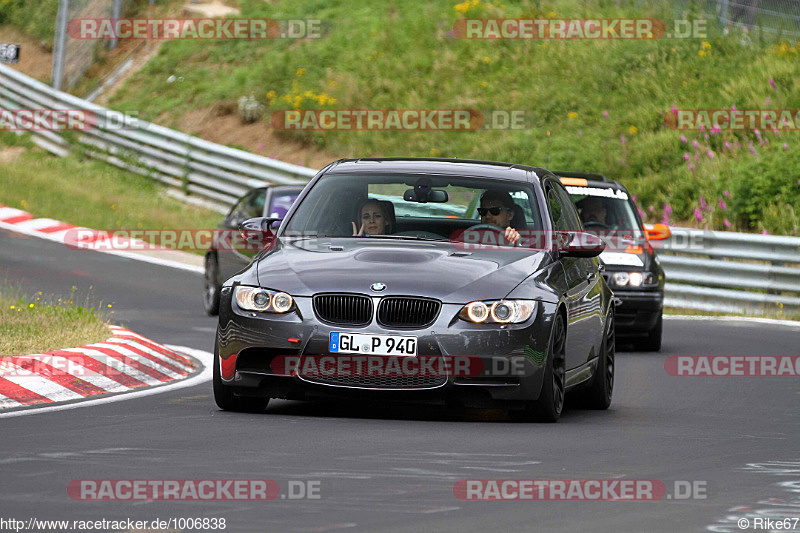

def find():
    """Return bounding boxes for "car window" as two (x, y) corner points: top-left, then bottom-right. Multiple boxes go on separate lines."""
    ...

(546, 186), (569, 231)
(553, 183), (582, 230)
(268, 191), (299, 219)
(246, 189), (266, 219)
(564, 184), (643, 237)
(283, 174), (543, 237)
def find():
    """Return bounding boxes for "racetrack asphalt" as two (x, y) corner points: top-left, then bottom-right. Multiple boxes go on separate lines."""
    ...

(1, 227), (799, 533)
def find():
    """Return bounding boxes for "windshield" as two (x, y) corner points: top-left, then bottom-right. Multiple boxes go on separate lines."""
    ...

(283, 173), (543, 241)
(564, 185), (644, 239)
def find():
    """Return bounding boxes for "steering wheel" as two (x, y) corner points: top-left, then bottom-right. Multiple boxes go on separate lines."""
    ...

(467, 223), (505, 231)
(463, 224), (520, 247)
(582, 220), (609, 229)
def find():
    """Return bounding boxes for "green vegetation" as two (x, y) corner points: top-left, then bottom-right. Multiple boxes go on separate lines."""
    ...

(0, 141), (222, 234)
(106, 0), (799, 234)
(0, 0), (59, 45)
(0, 284), (111, 355)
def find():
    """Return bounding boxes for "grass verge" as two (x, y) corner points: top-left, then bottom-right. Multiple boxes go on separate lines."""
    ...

(0, 137), (222, 242)
(0, 283), (112, 355)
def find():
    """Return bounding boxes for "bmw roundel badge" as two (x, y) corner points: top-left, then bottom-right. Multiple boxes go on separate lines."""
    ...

(371, 282), (386, 292)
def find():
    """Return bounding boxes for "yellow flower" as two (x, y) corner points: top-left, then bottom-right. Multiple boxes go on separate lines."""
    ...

(482, 56), (490, 63)
(547, 11), (557, 18)
(480, 81), (488, 87)
(628, 125), (638, 135)
(567, 112), (578, 119)
(317, 94), (328, 105)
(702, 41), (711, 49)
(329, 97), (337, 105)
(111, 203), (117, 210)
(9, 305), (14, 310)
(266, 90), (277, 101)
(304, 90), (315, 98)
(430, 148), (441, 156)
(28, 303), (34, 308)
(20, 199), (28, 209)
(107, 304), (112, 308)
(296, 68), (306, 77)
(293, 96), (303, 108)
(698, 50), (707, 57)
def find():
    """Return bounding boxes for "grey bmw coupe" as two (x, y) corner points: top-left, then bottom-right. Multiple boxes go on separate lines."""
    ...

(213, 158), (614, 422)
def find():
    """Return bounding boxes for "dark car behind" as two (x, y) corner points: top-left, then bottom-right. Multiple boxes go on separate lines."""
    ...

(203, 185), (304, 315)
(555, 171), (669, 351)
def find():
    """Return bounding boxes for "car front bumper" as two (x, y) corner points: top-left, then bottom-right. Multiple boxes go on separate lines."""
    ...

(216, 288), (558, 408)
(612, 289), (663, 333)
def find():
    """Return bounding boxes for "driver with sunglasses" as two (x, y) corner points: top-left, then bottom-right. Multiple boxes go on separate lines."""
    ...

(477, 190), (520, 245)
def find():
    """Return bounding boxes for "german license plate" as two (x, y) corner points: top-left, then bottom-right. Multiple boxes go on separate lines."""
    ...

(329, 332), (417, 356)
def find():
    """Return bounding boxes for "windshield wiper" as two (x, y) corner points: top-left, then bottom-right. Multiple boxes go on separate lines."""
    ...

(360, 234), (447, 242)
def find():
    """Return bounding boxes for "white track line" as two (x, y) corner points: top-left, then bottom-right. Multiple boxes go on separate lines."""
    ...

(665, 315), (800, 329)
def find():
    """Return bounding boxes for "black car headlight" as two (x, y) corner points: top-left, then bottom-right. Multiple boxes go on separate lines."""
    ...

(235, 286), (294, 313)
(459, 300), (537, 324)
(612, 272), (658, 288)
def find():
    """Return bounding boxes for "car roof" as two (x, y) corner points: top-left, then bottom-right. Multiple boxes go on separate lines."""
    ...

(552, 170), (610, 182)
(323, 157), (554, 183)
(552, 171), (628, 192)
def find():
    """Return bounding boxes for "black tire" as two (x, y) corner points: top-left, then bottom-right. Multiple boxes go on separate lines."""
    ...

(213, 343), (269, 412)
(203, 253), (221, 316)
(510, 312), (566, 423)
(635, 313), (662, 352)
(579, 311), (614, 410)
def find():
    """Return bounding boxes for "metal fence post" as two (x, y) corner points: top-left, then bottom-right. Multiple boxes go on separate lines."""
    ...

(51, 0), (69, 91)
(109, 0), (123, 51)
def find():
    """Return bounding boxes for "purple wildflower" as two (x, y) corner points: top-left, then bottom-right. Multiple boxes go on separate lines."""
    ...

(707, 151), (714, 158)
(724, 218), (730, 228)
(680, 135), (687, 143)
(683, 153), (690, 161)
(769, 78), (776, 89)
(694, 207), (702, 221)
(718, 199), (727, 210)
(723, 190), (730, 197)
(692, 140), (699, 148)
(602, 110), (609, 118)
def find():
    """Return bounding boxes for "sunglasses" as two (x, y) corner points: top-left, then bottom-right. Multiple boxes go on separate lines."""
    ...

(477, 206), (511, 216)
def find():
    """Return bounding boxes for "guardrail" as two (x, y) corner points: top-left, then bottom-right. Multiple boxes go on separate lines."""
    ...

(658, 227), (800, 315)
(0, 64), (317, 211)
(2, 65), (798, 316)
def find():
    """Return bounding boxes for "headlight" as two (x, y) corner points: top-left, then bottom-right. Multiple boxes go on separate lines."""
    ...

(459, 300), (536, 324)
(235, 286), (294, 313)
(611, 272), (657, 288)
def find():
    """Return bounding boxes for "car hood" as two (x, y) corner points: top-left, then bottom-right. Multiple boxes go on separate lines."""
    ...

(255, 238), (549, 303)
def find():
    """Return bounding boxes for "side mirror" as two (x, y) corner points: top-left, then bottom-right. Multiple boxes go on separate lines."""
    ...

(558, 231), (605, 258)
(238, 217), (281, 239)
(645, 223), (671, 241)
